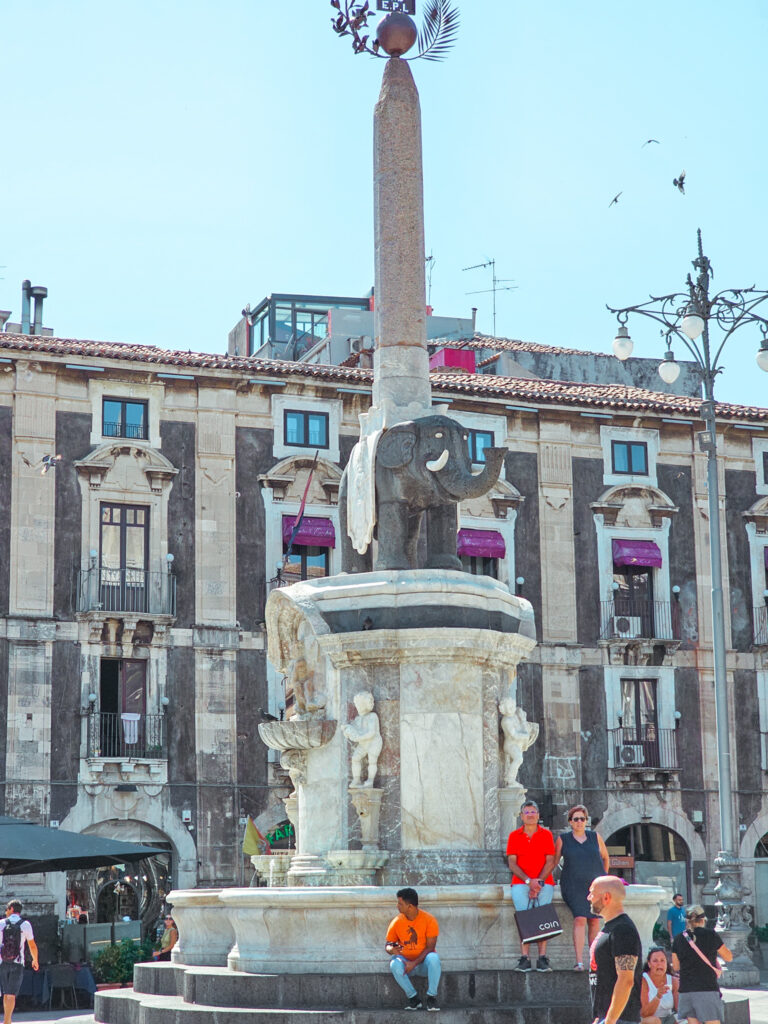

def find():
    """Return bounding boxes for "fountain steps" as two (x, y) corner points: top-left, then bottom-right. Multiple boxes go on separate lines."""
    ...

(88, 963), (592, 1024)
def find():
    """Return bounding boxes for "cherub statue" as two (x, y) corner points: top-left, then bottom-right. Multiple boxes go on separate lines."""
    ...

(342, 691), (383, 788)
(286, 623), (326, 719)
(499, 699), (539, 787)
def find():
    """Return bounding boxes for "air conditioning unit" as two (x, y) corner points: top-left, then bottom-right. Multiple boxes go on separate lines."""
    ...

(619, 744), (645, 766)
(612, 615), (642, 639)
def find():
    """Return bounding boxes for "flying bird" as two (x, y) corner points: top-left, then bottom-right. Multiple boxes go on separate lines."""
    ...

(20, 452), (62, 475)
(673, 170), (686, 194)
(642, 139), (660, 147)
(40, 454), (62, 475)
(608, 192), (622, 208)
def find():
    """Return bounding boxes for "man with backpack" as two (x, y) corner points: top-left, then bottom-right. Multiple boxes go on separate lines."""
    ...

(0, 901), (38, 1024)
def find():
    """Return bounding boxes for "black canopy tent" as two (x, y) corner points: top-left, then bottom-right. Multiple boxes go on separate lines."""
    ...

(0, 816), (167, 875)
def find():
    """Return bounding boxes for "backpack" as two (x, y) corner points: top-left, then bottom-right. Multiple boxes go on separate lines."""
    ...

(1, 920), (22, 963)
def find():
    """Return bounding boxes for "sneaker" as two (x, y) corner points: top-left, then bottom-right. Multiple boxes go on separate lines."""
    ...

(426, 995), (440, 1012)
(515, 956), (533, 972)
(536, 956), (552, 973)
(405, 995), (422, 1010)
(573, 962), (585, 972)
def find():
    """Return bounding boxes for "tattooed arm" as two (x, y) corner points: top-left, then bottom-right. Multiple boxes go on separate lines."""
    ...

(602, 955), (637, 1024)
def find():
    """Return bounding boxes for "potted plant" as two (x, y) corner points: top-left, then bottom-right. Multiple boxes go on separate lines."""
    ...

(92, 937), (155, 988)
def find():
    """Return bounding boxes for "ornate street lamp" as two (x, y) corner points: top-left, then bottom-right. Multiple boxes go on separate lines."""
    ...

(609, 230), (768, 985)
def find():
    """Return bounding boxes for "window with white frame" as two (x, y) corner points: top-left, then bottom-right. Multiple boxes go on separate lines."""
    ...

(604, 666), (678, 770)
(272, 394), (341, 463)
(600, 426), (659, 487)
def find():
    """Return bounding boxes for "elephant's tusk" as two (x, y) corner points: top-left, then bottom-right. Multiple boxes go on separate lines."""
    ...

(470, 465), (485, 476)
(425, 449), (449, 473)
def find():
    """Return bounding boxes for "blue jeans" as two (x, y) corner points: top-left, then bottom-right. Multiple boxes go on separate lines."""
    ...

(389, 952), (441, 998)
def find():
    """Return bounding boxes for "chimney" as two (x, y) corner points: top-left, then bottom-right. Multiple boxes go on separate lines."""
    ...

(30, 285), (48, 335)
(21, 280), (31, 334)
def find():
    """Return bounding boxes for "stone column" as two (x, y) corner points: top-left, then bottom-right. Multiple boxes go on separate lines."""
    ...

(371, 58), (431, 429)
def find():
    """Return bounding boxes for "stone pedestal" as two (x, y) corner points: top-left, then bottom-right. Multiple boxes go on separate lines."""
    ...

(498, 785), (526, 841)
(349, 787), (384, 850)
(264, 571), (536, 884)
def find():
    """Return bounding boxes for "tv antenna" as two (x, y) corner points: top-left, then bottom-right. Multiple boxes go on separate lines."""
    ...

(462, 258), (516, 336)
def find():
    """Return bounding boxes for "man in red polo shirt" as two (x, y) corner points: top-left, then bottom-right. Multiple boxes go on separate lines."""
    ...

(506, 799), (556, 973)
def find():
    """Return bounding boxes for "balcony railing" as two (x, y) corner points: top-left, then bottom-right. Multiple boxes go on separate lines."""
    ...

(608, 726), (679, 771)
(754, 605), (768, 646)
(599, 599), (681, 642)
(76, 567), (176, 616)
(87, 712), (166, 760)
(103, 420), (149, 440)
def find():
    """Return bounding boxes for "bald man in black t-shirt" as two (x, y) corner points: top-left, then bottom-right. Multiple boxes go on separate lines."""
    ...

(587, 876), (642, 1024)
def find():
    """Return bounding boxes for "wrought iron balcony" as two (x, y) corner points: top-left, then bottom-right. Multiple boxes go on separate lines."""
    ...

(103, 420), (149, 440)
(608, 726), (679, 771)
(87, 712), (166, 760)
(76, 567), (176, 617)
(599, 599), (681, 642)
(753, 605), (768, 646)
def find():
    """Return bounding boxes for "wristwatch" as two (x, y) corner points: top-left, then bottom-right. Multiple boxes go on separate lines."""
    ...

(524, 878), (530, 884)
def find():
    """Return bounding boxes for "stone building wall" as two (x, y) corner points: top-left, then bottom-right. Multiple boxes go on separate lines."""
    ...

(0, 335), (767, 920)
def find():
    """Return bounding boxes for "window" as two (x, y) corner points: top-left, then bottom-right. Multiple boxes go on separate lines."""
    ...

(611, 440), (648, 475)
(284, 410), (329, 449)
(467, 429), (494, 463)
(460, 555), (499, 579)
(620, 678), (657, 736)
(100, 504), (149, 611)
(612, 565), (654, 635)
(103, 398), (148, 440)
(281, 544), (330, 584)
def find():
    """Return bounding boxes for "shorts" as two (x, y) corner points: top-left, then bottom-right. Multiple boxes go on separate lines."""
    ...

(0, 962), (24, 997)
(510, 883), (554, 912)
(677, 990), (724, 1023)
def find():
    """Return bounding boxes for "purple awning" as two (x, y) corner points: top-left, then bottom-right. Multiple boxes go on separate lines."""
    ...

(457, 528), (506, 559)
(282, 515), (335, 548)
(612, 538), (662, 568)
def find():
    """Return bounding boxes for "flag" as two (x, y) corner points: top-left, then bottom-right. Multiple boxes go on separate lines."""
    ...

(242, 816), (271, 856)
(283, 450), (319, 567)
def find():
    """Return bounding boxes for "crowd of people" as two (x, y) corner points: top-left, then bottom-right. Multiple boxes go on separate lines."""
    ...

(385, 800), (734, 1023)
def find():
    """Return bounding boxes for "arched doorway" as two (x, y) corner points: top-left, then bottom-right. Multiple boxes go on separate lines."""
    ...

(753, 832), (768, 931)
(606, 822), (690, 900)
(67, 820), (173, 933)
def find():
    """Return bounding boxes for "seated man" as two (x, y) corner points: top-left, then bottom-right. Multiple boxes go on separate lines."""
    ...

(385, 887), (441, 1012)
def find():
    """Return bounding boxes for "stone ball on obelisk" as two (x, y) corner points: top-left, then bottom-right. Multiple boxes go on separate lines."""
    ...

(375, 12), (417, 56)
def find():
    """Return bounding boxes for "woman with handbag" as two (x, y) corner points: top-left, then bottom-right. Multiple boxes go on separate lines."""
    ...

(640, 945), (679, 1024)
(553, 804), (610, 971)
(671, 905), (732, 1024)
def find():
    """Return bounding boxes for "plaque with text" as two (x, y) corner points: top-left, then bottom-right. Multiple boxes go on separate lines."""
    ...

(377, 0), (416, 13)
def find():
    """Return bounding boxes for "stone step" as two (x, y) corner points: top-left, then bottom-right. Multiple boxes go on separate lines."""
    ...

(133, 963), (590, 1012)
(93, 991), (584, 1024)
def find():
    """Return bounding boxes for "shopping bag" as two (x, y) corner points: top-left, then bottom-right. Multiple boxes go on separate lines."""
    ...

(514, 898), (563, 944)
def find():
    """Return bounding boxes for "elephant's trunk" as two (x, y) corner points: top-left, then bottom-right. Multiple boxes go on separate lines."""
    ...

(447, 446), (506, 500)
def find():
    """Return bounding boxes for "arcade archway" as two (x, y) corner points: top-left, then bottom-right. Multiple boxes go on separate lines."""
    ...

(606, 822), (690, 899)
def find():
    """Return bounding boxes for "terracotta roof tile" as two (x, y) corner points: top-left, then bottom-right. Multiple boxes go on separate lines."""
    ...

(0, 331), (764, 422)
(431, 333), (620, 358)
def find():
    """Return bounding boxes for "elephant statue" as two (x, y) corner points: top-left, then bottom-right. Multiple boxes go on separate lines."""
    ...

(339, 414), (506, 572)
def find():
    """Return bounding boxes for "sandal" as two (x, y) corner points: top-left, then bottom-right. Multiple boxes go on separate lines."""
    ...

(573, 962), (585, 971)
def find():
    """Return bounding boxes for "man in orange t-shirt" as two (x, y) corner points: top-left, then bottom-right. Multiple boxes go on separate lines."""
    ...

(385, 888), (442, 1011)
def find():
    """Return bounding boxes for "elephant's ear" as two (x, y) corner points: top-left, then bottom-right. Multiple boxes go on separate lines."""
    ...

(377, 426), (416, 469)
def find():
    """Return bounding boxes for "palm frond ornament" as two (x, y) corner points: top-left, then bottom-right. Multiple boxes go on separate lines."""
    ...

(330, 0), (459, 61)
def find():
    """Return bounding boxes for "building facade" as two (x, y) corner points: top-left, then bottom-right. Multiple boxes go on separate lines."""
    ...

(2, 327), (768, 931)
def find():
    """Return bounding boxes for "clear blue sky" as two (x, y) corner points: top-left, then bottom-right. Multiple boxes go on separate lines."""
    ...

(2, 0), (767, 406)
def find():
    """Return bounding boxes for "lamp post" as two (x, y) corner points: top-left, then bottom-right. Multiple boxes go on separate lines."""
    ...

(609, 230), (768, 985)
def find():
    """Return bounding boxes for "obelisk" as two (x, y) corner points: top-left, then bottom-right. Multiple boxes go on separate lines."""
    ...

(371, 56), (432, 428)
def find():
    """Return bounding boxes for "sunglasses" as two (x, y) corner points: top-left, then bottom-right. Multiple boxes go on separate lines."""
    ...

(570, 816), (587, 822)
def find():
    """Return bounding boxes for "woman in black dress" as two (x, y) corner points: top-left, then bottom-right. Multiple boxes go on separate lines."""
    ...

(553, 804), (610, 970)
(672, 905), (732, 1024)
